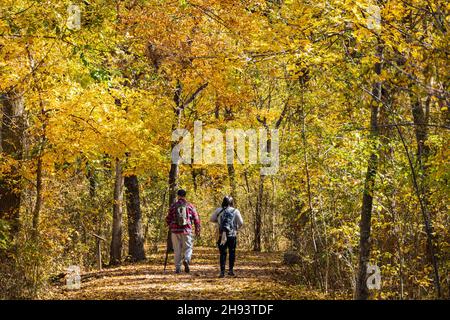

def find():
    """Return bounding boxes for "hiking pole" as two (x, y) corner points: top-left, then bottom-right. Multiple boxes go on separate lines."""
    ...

(163, 230), (173, 273)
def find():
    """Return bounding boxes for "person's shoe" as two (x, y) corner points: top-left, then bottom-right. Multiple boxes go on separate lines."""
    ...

(175, 268), (181, 274)
(228, 270), (235, 277)
(183, 260), (190, 273)
(219, 271), (225, 278)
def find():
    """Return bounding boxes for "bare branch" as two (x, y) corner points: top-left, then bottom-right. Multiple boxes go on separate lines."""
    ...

(182, 82), (209, 109)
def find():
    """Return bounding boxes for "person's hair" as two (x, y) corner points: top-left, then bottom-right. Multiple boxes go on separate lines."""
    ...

(221, 196), (233, 208)
(177, 189), (186, 197)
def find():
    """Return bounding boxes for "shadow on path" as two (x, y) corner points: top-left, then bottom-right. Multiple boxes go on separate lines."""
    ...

(53, 247), (326, 300)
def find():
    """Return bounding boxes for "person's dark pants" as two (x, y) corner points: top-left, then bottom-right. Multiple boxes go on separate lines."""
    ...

(218, 236), (237, 272)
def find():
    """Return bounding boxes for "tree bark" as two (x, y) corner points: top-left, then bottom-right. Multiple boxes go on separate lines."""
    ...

(253, 123), (271, 252)
(227, 163), (237, 206)
(168, 81), (208, 206)
(31, 112), (46, 242)
(0, 91), (24, 239)
(28, 47), (46, 242)
(124, 174), (146, 261)
(169, 81), (184, 206)
(300, 100), (323, 290)
(31, 155), (42, 241)
(110, 158), (124, 265)
(168, 157), (179, 206)
(168, 120), (179, 208)
(355, 44), (383, 300)
(410, 94), (441, 298)
(253, 174), (264, 252)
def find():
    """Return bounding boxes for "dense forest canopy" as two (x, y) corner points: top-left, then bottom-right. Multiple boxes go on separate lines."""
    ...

(0, 0), (448, 299)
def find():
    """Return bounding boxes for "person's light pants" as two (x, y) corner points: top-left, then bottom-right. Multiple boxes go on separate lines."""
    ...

(171, 232), (193, 271)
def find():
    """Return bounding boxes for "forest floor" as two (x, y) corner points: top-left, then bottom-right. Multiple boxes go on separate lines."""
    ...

(50, 246), (333, 300)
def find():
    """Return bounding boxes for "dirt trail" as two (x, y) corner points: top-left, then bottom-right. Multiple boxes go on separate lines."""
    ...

(53, 246), (327, 300)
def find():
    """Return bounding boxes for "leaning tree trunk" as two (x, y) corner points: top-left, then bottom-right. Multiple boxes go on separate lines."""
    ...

(355, 44), (383, 300)
(0, 91), (24, 240)
(300, 99), (323, 290)
(110, 158), (124, 265)
(124, 174), (146, 262)
(410, 93), (441, 298)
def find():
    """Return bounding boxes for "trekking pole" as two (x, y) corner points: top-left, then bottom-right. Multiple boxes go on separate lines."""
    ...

(163, 230), (173, 273)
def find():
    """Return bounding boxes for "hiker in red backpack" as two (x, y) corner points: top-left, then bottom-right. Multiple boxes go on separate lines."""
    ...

(210, 196), (243, 278)
(166, 189), (201, 274)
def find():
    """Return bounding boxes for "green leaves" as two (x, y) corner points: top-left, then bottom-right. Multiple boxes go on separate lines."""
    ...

(89, 68), (111, 82)
(179, 0), (188, 9)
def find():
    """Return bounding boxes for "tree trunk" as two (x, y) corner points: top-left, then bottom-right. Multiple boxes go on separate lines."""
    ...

(168, 161), (179, 206)
(168, 81), (207, 206)
(227, 163), (237, 206)
(31, 155), (43, 241)
(0, 91), (24, 239)
(410, 94), (441, 298)
(355, 44), (383, 300)
(253, 174), (264, 252)
(87, 164), (96, 199)
(110, 158), (124, 265)
(168, 124), (179, 209)
(300, 86), (323, 290)
(124, 174), (146, 261)
(87, 163), (102, 265)
(169, 81), (183, 206)
(28, 48), (46, 243)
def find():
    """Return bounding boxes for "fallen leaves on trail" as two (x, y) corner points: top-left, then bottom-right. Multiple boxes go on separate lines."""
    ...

(49, 247), (334, 300)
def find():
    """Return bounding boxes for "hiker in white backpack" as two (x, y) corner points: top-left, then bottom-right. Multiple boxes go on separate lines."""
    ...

(210, 196), (244, 278)
(166, 189), (201, 274)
